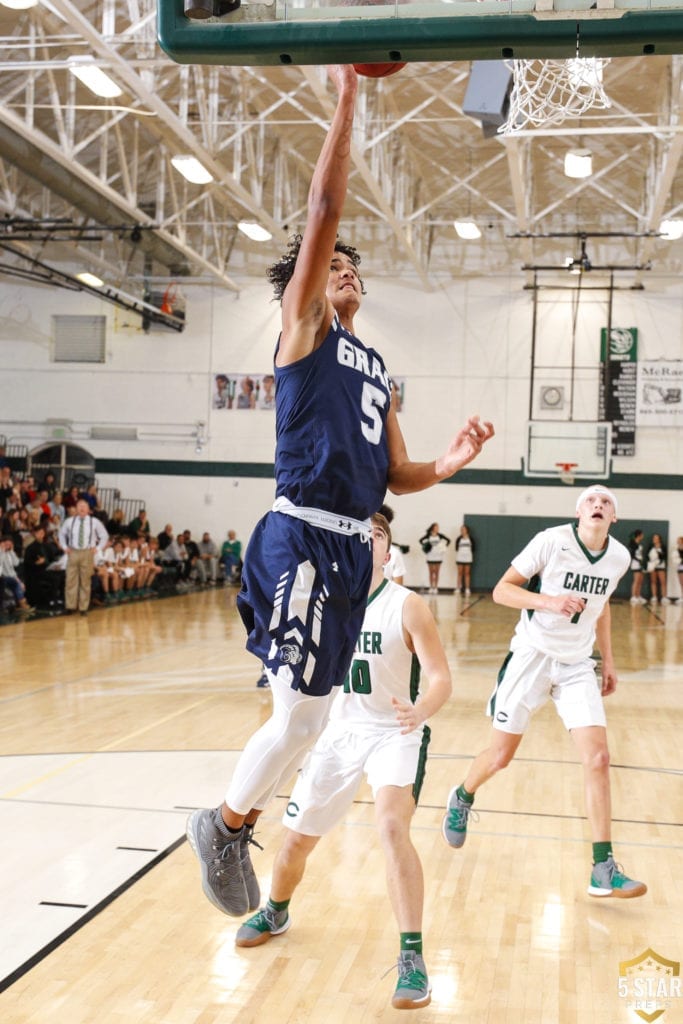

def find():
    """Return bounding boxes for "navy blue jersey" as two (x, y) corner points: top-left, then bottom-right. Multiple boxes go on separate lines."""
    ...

(274, 316), (392, 520)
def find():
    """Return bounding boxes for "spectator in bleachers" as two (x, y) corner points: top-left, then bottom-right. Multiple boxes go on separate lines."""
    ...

(159, 531), (184, 580)
(157, 523), (174, 552)
(183, 529), (204, 583)
(23, 525), (62, 611)
(129, 508), (150, 539)
(220, 528), (242, 583)
(39, 471), (58, 500)
(49, 490), (66, 525)
(0, 466), (14, 513)
(199, 531), (219, 583)
(63, 485), (80, 513)
(107, 508), (126, 536)
(176, 533), (191, 581)
(0, 534), (33, 613)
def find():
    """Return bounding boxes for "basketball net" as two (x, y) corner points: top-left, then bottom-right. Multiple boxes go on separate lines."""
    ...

(556, 462), (578, 485)
(498, 58), (611, 135)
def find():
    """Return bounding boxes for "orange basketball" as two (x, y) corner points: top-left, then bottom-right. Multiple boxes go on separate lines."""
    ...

(353, 63), (406, 79)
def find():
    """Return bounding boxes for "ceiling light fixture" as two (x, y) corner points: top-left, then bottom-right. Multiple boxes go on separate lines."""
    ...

(171, 155), (213, 185)
(659, 219), (683, 240)
(564, 148), (593, 179)
(237, 221), (272, 242)
(454, 220), (481, 240)
(68, 58), (122, 99)
(76, 272), (104, 288)
(0, 0), (38, 8)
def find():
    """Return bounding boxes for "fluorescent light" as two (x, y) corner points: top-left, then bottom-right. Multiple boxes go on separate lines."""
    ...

(69, 59), (122, 99)
(237, 221), (272, 242)
(454, 220), (481, 240)
(171, 155), (213, 185)
(76, 272), (104, 288)
(0, 0), (39, 8)
(659, 219), (683, 240)
(564, 149), (592, 179)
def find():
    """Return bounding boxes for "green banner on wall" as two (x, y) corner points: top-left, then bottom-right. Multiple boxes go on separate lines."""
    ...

(599, 327), (638, 457)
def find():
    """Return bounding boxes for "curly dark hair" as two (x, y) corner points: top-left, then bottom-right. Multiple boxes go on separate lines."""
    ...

(266, 233), (366, 302)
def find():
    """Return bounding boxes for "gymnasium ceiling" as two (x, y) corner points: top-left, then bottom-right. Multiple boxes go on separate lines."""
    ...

(1, 0), (683, 305)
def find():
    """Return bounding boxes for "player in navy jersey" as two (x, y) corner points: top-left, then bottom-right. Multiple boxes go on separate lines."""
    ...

(187, 65), (494, 919)
(442, 485), (646, 900)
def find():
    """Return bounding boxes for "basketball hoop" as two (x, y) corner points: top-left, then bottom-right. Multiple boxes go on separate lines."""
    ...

(498, 58), (611, 135)
(556, 462), (578, 485)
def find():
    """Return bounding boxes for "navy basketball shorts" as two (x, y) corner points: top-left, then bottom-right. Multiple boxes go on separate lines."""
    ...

(237, 511), (373, 697)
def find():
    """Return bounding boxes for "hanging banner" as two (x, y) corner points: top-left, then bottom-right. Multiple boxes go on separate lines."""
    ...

(211, 374), (406, 412)
(599, 327), (637, 456)
(637, 360), (683, 425)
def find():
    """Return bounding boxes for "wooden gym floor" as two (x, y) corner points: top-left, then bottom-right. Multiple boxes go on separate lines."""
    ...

(0, 587), (681, 1024)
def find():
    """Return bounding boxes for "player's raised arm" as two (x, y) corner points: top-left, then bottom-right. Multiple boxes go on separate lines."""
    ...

(279, 65), (359, 366)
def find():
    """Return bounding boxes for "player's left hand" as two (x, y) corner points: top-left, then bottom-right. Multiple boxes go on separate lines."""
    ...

(601, 666), (617, 696)
(392, 696), (424, 734)
(436, 415), (495, 478)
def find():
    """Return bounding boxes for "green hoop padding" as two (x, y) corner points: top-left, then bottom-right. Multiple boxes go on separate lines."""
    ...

(158, 0), (683, 66)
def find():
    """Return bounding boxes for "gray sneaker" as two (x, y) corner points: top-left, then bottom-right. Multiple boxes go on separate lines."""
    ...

(442, 786), (478, 848)
(587, 856), (647, 899)
(235, 904), (291, 947)
(391, 951), (431, 1009)
(186, 808), (249, 917)
(240, 824), (262, 912)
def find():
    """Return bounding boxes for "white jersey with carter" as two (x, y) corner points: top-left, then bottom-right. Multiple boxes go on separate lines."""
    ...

(509, 523), (629, 663)
(331, 579), (420, 727)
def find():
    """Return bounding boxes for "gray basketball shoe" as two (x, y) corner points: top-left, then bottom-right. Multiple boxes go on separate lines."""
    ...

(186, 808), (248, 917)
(240, 824), (262, 912)
(441, 786), (479, 848)
(391, 951), (431, 1009)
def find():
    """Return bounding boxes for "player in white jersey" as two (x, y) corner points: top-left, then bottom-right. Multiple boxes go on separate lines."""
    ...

(442, 485), (647, 900)
(235, 513), (452, 1011)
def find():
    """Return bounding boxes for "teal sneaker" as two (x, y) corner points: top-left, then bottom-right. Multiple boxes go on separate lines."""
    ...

(587, 856), (647, 899)
(235, 905), (291, 947)
(391, 951), (431, 1009)
(442, 786), (478, 848)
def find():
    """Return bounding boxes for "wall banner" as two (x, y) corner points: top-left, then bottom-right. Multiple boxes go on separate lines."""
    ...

(211, 373), (406, 412)
(636, 360), (683, 425)
(599, 327), (637, 456)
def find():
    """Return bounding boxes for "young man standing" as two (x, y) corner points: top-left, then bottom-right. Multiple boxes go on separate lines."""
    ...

(442, 485), (646, 899)
(235, 514), (452, 1011)
(186, 65), (494, 920)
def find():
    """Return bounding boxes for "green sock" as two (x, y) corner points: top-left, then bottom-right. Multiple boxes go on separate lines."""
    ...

(268, 897), (290, 913)
(592, 841), (612, 864)
(400, 932), (423, 955)
(457, 784), (474, 805)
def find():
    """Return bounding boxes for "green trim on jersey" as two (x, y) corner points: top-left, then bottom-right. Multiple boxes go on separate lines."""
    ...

(488, 650), (514, 719)
(572, 523), (610, 565)
(525, 573), (542, 621)
(411, 723), (431, 805)
(409, 653), (421, 704)
(367, 578), (389, 608)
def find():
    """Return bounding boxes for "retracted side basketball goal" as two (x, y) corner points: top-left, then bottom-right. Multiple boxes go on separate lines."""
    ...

(158, 0), (683, 68)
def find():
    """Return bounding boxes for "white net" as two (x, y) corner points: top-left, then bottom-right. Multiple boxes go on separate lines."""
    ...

(499, 57), (612, 135)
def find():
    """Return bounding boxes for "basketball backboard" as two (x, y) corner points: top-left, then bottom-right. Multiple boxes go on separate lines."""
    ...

(158, 0), (683, 68)
(524, 420), (611, 479)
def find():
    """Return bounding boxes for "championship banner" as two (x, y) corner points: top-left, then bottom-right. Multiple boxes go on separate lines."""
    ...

(599, 327), (637, 456)
(637, 361), (683, 425)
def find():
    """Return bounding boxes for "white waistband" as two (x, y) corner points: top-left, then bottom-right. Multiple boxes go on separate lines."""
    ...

(272, 496), (372, 539)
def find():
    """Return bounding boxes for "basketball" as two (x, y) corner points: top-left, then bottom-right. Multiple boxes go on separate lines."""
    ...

(353, 62), (406, 79)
